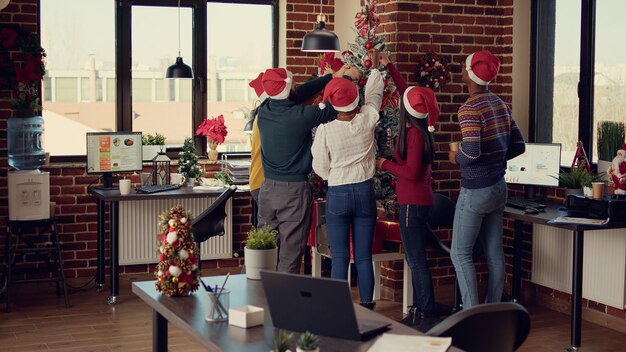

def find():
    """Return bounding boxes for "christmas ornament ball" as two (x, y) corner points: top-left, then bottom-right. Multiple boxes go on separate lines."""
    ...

(364, 59), (372, 69)
(365, 41), (373, 50)
(358, 79), (366, 87)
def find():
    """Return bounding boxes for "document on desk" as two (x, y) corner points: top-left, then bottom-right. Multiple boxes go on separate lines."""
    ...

(368, 333), (452, 352)
(549, 216), (610, 226)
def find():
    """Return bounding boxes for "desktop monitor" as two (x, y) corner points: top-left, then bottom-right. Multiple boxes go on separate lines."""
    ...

(86, 132), (143, 189)
(505, 143), (561, 198)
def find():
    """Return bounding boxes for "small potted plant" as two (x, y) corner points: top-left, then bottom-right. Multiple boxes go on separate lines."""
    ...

(271, 329), (293, 352)
(296, 331), (320, 352)
(142, 132), (166, 161)
(244, 225), (278, 280)
(554, 167), (591, 196)
(196, 114), (228, 163)
(178, 137), (202, 186)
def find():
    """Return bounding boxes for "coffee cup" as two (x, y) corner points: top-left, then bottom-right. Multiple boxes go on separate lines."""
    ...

(592, 182), (604, 200)
(449, 142), (460, 152)
(119, 179), (132, 195)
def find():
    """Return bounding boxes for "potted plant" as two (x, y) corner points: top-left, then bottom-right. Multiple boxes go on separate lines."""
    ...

(142, 133), (166, 161)
(554, 167), (591, 196)
(178, 137), (202, 186)
(597, 121), (625, 180)
(296, 331), (320, 352)
(244, 225), (278, 280)
(581, 172), (604, 198)
(272, 329), (293, 352)
(195, 114), (228, 163)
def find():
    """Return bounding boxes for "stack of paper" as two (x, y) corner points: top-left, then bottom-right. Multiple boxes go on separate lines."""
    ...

(550, 216), (609, 226)
(368, 334), (452, 352)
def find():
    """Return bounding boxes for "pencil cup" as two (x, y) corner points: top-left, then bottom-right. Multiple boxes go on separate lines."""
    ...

(206, 289), (230, 322)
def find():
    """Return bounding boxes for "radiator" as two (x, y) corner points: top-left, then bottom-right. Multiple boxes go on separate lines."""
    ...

(532, 224), (626, 309)
(119, 197), (232, 265)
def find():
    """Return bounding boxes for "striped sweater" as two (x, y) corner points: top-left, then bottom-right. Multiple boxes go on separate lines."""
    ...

(455, 90), (526, 189)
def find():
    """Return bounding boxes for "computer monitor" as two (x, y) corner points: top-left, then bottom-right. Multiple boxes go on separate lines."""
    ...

(86, 132), (143, 189)
(505, 143), (561, 198)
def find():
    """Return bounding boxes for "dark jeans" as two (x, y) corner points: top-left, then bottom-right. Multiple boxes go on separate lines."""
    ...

(325, 180), (376, 303)
(399, 204), (435, 312)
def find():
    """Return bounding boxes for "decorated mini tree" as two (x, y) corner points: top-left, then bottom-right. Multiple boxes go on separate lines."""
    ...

(178, 137), (202, 185)
(155, 205), (200, 297)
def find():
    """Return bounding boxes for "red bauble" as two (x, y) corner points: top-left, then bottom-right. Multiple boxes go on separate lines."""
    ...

(359, 79), (366, 87)
(364, 59), (372, 68)
(365, 41), (373, 50)
(390, 179), (396, 189)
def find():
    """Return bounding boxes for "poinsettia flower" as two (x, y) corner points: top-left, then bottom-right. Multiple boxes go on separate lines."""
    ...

(195, 114), (228, 144)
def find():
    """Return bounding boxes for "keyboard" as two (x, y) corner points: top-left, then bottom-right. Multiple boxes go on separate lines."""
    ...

(135, 184), (181, 194)
(506, 197), (547, 210)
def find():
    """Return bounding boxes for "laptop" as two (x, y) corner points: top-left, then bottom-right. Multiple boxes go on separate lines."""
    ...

(260, 271), (391, 341)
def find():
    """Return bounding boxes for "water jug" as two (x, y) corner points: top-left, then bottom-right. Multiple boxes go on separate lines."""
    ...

(8, 116), (46, 170)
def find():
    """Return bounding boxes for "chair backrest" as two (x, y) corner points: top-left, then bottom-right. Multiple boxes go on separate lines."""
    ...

(426, 302), (531, 352)
(425, 192), (456, 254)
(192, 185), (237, 242)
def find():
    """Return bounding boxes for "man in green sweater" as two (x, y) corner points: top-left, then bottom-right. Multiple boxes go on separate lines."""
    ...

(258, 65), (359, 273)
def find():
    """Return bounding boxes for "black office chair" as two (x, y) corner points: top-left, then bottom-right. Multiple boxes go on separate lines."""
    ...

(192, 185), (237, 270)
(427, 302), (531, 352)
(424, 192), (462, 314)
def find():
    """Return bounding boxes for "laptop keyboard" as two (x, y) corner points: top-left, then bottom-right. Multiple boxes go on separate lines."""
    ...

(506, 197), (546, 210)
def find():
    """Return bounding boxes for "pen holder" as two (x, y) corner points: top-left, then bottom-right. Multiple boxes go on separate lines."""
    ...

(206, 289), (230, 322)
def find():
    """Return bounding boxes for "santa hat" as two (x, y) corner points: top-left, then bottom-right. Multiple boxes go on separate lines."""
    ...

(249, 72), (269, 101)
(465, 50), (500, 86)
(318, 78), (359, 112)
(621, 144), (626, 152)
(402, 86), (440, 132)
(261, 68), (293, 100)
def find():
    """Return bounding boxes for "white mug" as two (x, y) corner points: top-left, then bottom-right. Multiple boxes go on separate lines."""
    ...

(119, 179), (132, 195)
(170, 173), (183, 185)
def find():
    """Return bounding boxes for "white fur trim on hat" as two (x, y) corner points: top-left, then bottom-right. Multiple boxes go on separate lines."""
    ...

(271, 70), (293, 100)
(466, 54), (490, 86)
(403, 87), (428, 119)
(334, 95), (360, 112)
(318, 102), (326, 109)
(259, 91), (269, 101)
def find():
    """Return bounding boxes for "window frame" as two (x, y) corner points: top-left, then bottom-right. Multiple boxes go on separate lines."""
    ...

(49, 0), (278, 162)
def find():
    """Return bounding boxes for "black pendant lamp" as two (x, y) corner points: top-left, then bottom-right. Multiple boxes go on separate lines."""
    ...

(166, 0), (193, 79)
(301, 0), (340, 53)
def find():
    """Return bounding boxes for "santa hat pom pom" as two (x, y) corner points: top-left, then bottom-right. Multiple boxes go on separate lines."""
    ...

(428, 125), (435, 133)
(318, 102), (326, 110)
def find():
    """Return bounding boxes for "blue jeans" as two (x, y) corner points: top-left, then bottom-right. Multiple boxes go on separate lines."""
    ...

(399, 204), (435, 312)
(451, 178), (507, 308)
(325, 180), (376, 303)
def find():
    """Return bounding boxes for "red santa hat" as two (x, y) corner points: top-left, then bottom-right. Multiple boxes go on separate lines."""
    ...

(621, 144), (626, 152)
(249, 72), (269, 101)
(318, 78), (359, 112)
(402, 86), (440, 132)
(261, 68), (293, 100)
(465, 50), (500, 86)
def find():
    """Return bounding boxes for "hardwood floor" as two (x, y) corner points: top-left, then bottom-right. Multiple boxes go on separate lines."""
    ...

(2, 270), (625, 351)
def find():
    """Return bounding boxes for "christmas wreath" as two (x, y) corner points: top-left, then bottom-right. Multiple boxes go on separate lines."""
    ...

(0, 24), (46, 116)
(416, 53), (450, 90)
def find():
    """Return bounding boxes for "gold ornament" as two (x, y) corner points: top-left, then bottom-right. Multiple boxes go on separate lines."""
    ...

(172, 277), (179, 283)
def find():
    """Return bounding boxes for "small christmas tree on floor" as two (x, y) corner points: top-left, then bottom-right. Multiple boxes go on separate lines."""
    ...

(155, 205), (199, 297)
(179, 137), (202, 185)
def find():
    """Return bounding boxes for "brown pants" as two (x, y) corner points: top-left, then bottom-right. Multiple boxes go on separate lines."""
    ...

(257, 179), (312, 273)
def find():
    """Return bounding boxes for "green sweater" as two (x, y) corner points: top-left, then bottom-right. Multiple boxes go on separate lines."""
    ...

(258, 74), (337, 182)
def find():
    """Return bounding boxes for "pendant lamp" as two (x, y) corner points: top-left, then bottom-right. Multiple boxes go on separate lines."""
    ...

(301, 0), (340, 53)
(166, 0), (193, 78)
(0, 0), (10, 11)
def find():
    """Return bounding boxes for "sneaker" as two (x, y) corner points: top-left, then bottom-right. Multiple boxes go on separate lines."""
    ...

(399, 306), (418, 326)
(415, 311), (442, 333)
(360, 301), (376, 310)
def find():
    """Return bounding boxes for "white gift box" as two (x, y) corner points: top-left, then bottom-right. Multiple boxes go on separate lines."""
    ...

(228, 305), (264, 328)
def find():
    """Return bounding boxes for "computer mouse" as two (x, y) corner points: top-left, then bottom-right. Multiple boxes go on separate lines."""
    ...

(524, 207), (540, 215)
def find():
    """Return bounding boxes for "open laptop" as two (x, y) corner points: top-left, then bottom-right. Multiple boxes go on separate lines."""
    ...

(260, 271), (391, 341)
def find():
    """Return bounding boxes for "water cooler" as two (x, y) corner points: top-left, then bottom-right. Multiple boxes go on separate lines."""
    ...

(7, 115), (50, 220)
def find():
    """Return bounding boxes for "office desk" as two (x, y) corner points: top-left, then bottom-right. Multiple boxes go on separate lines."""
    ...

(132, 274), (461, 352)
(505, 203), (626, 350)
(89, 187), (228, 305)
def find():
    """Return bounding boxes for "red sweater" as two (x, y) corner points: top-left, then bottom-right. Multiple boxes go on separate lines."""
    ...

(381, 126), (434, 206)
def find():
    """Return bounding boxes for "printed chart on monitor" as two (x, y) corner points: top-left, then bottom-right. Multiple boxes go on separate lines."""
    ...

(505, 143), (561, 187)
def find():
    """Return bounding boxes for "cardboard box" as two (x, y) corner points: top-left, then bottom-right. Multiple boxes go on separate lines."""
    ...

(228, 305), (264, 328)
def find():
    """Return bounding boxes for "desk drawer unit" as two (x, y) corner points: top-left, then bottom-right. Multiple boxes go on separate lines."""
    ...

(119, 197), (232, 265)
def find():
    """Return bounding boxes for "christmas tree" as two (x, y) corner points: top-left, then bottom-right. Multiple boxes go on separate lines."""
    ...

(155, 205), (200, 297)
(313, 0), (400, 218)
(178, 137), (202, 184)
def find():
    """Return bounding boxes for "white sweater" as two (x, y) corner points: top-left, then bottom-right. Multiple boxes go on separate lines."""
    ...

(312, 69), (384, 186)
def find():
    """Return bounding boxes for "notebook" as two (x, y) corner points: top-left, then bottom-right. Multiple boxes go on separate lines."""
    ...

(260, 271), (391, 341)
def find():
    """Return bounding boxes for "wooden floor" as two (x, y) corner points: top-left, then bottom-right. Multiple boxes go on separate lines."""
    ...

(2, 270), (626, 352)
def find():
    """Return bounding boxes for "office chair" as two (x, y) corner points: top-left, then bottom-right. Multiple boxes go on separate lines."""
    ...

(427, 302), (531, 352)
(192, 185), (237, 269)
(424, 192), (462, 314)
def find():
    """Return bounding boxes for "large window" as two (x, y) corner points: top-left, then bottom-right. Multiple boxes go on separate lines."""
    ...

(41, 0), (276, 157)
(41, 0), (116, 156)
(533, 0), (626, 165)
